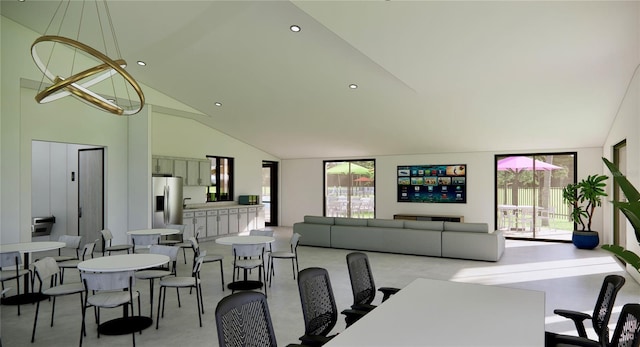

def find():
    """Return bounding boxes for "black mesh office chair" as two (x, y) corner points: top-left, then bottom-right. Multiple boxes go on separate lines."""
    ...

(215, 291), (277, 347)
(546, 303), (640, 347)
(297, 267), (366, 346)
(346, 252), (400, 312)
(545, 274), (625, 346)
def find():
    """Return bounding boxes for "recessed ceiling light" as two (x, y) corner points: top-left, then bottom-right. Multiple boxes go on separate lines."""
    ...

(349, 84), (358, 89)
(214, 102), (222, 107)
(290, 25), (301, 32)
(137, 61), (146, 66)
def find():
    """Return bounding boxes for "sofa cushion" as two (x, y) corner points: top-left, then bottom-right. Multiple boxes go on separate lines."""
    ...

(304, 215), (335, 225)
(444, 222), (488, 233)
(335, 217), (368, 226)
(368, 219), (404, 228)
(403, 220), (444, 231)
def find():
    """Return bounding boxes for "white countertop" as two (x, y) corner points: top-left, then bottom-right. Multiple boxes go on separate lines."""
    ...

(183, 203), (263, 211)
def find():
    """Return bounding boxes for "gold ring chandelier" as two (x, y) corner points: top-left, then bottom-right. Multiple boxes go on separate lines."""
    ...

(30, 0), (144, 116)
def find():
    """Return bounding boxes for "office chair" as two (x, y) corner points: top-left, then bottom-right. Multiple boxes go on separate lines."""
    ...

(215, 291), (277, 347)
(297, 267), (366, 346)
(545, 274), (625, 346)
(546, 303), (640, 347)
(346, 252), (400, 312)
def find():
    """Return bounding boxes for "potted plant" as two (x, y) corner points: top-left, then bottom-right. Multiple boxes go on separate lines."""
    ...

(601, 157), (640, 270)
(562, 173), (608, 249)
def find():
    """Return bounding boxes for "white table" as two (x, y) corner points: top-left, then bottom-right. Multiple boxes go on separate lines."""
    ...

(78, 253), (170, 336)
(215, 235), (274, 245)
(0, 241), (66, 302)
(325, 278), (545, 347)
(215, 235), (274, 290)
(126, 228), (179, 236)
(78, 253), (169, 272)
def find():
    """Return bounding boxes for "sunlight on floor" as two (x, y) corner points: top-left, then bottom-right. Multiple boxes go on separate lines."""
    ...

(451, 256), (623, 285)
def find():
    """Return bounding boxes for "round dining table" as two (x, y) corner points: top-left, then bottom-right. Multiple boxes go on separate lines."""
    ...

(215, 235), (275, 291)
(126, 228), (180, 236)
(78, 253), (169, 272)
(0, 241), (65, 304)
(78, 253), (170, 335)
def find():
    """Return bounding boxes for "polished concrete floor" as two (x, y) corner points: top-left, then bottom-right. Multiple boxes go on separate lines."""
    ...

(2, 226), (639, 346)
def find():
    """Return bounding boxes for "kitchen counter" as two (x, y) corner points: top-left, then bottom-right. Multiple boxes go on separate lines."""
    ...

(183, 203), (263, 210)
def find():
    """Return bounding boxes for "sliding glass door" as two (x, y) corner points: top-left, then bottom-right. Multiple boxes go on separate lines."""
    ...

(495, 153), (576, 241)
(324, 160), (375, 218)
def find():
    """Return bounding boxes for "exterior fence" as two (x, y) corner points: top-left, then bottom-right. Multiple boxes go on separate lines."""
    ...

(497, 187), (570, 221)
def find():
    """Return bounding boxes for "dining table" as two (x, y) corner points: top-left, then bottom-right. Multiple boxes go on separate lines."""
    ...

(78, 253), (170, 335)
(126, 228), (180, 249)
(324, 277), (545, 346)
(215, 235), (274, 291)
(0, 241), (65, 304)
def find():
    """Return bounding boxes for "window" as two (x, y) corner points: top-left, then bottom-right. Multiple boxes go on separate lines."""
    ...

(324, 160), (375, 218)
(207, 156), (234, 202)
(495, 152), (576, 241)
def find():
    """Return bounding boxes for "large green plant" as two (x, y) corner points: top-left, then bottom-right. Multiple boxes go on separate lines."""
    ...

(562, 174), (608, 231)
(601, 157), (640, 271)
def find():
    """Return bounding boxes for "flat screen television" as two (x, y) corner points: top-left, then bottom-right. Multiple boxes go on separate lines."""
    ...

(397, 164), (467, 203)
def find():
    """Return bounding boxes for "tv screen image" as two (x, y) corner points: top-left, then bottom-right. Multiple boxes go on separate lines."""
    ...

(397, 164), (467, 203)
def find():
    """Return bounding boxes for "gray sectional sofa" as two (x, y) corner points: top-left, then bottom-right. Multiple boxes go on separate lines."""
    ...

(293, 216), (505, 262)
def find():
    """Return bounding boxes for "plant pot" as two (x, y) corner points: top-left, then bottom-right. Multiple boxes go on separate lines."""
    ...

(572, 231), (600, 249)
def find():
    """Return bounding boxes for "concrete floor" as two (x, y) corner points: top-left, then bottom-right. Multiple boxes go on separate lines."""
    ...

(2, 226), (639, 346)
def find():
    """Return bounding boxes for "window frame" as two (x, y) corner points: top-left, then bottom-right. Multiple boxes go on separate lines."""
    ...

(206, 155), (234, 202)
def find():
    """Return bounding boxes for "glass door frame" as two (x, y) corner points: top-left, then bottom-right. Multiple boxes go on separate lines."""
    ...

(494, 152), (576, 242)
(323, 159), (375, 219)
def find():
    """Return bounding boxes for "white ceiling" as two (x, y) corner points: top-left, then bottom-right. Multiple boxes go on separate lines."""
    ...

(2, 1), (638, 159)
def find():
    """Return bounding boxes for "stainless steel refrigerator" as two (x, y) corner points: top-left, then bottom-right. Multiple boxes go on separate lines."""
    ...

(152, 176), (183, 228)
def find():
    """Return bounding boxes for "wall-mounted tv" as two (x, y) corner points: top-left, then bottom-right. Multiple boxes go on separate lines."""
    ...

(397, 164), (467, 203)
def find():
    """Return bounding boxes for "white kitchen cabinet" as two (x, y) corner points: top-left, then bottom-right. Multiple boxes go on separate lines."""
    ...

(256, 206), (266, 229)
(173, 159), (187, 181)
(228, 208), (239, 234)
(217, 209), (229, 235)
(206, 210), (218, 237)
(199, 160), (211, 186)
(152, 157), (174, 175)
(194, 211), (207, 238)
(182, 211), (194, 240)
(182, 210), (206, 239)
(238, 207), (249, 234)
(185, 159), (212, 186)
(247, 207), (258, 231)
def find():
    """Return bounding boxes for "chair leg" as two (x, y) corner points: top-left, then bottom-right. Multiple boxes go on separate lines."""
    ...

(31, 299), (40, 342)
(156, 286), (164, 329)
(148, 279), (154, 317)
(290, 258), (296, 279)
(50, 296), (56, 327)
(195, 285), (202, 327)
(176, 288), (181, 307)
(219, 261), (225, 291)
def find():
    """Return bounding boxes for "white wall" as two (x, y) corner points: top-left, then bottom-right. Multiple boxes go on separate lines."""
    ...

(281, 148), (605, 228)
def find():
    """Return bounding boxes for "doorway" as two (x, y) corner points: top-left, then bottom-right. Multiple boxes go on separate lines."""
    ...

(78, 148), (105, 249)
(613, 140), (627, 248)
(495, 153), (575, 241)
(262, 161), (278, 226)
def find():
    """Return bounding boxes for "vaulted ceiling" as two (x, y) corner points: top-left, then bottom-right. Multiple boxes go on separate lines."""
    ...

(2, 1), (638, 159)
